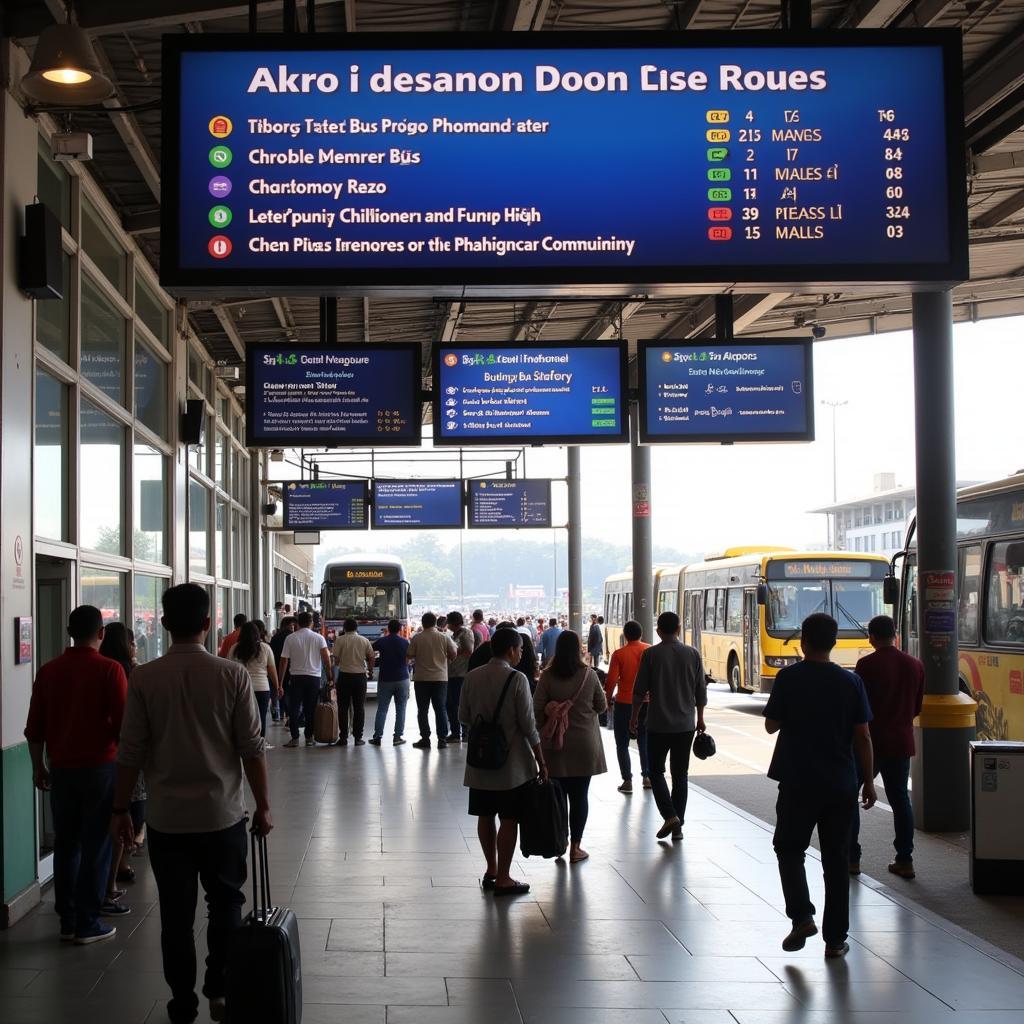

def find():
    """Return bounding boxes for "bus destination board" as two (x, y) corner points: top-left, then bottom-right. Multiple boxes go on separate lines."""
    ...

(435, 342), (627, 445)
(467, 480), (552, 528)
(372, 480), (464, 529)
(283, 481), (368, 530)
(162, 31), (966, 292)
(639, 339), (813, 443)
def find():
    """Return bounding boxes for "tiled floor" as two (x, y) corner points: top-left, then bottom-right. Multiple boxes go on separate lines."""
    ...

(3, 716), (1024, 1024)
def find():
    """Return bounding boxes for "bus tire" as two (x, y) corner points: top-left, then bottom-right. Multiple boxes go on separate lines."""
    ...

(728, 655), (740, 693)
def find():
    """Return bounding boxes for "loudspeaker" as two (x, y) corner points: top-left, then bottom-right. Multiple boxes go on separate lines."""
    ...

(181, 399), (205, 446)
(19, 203), (63, 300)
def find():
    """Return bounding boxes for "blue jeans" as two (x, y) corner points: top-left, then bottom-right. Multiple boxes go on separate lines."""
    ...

(849, 754), (914, 862)
(50, 763), (115, 935)
(289, 675), (321, 740)
(374, 678), (410, 739)
(446, 677), (466, 739)
(613, 701), (649, 781)
(414, 681), (449, 740)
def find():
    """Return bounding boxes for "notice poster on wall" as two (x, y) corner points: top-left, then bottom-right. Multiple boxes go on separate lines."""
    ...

(162, 31), (967, 293)
(467, 479), (552, 528)
(282, 481), (368, 530)
(372, 480), (464, 529)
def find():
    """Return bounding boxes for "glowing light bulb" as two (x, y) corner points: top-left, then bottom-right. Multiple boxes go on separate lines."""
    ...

(42, 68), (92, 85)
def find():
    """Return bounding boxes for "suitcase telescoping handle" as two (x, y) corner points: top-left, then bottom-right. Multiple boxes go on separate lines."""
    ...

(249, 823), (273, 925)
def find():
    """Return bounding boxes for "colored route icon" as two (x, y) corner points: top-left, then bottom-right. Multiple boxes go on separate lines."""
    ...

(208, 115), (233, 138)
(209, 176), (232, 199)
(208, 236), (233, 259)
(209, 205), (233, 228)
(209, 145), (233, 168)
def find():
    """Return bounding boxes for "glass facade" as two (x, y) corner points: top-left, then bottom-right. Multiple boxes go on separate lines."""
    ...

(134, 574), (167, 664)
(80, 401), (124, 554)
(82, 198), (127, 295)
(81, 275), (126, 404)
(189, 479), (210, 577)
(34, 371), (68, 542)
(81, 568), (125, 624)
(35, 252), (70, 361)
(134, 444), (166, 563)
(135, 338), (167, 438)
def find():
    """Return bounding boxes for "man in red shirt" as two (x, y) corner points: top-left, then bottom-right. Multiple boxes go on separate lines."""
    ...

(605, 620), (651, 793)
(217, 612), (247, 659)
(849, 614), (925, 879)
(25, 605), (128, 944)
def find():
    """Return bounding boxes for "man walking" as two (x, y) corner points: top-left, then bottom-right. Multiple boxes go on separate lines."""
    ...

(268, 616), (296, 724)
(470, 609), (489, 649)
(446, 611), (476, 743)
(849, 614), (924, 879)
(408, 612), (456, 750)
(538, 617), (562, 668)
(332, 618), (375, 746)
(25, 605), (128, 944)
(279, 611), (332, 747)
(764, 613), (876, 959)
(370, 619), (411, 746)
(587, 613), (604, 668)
(606, 619), (651, 793)
(217, 612), (247, 659)
(111, 584), (271, 1023)
(631, 612), (706, 841)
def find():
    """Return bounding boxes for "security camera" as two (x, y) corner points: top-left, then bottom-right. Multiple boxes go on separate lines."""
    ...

(52, 131), (93, 163)
(811, 325), (827, 339)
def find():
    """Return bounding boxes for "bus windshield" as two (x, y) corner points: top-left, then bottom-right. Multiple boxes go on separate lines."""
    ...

(764, 561), (886, 638)
(324, 585), (401, 621)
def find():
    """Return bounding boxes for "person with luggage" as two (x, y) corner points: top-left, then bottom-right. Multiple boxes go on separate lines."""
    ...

(111, 583), (272, 1023)
(227, 621), (281, 745)
(446, 611), (476, 743)
(534, 630), (607, 863)
(370, 619), (411, 746)
(332, 618), (375, 747)
(407, 612), (457, 750)
(605, 619), (651, 793)
(279, 611), (332, 748)
(630, 611), (707, 842)
(460, 627), (547, 896)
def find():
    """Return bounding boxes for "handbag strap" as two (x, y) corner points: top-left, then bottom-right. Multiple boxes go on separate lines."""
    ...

(492, 671), (517, 721)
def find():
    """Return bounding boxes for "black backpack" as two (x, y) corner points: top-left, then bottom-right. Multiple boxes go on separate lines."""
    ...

(466, 671), (517, 770)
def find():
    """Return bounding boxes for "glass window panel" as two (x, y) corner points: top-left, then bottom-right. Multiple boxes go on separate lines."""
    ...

(134, 444), (166, 564)
(188, 348), (205, 391)
(34, 371), (68, 540)
(189, 411), (209, 475)
(958, 545), (981, 646)
(37, 140), (71, 228)
(81, 401), (124, 553)
(35, 251), (70, 361)
(233, 511), (248, 583)
(216, 501), (227, 578)
(81, 199), (126, 294)
(215, 431), (227, 489)
(135, 273), (168, 344)
(135, 338), (167, 437)
(216, 586), (228, 652)
(704, 591), (715, 631)
(234, 588), (248, 621)
(81, 275), (126, 404)
(189, 478), (210, 577)
(984, 541), (1024, 645)
(81, 568), (124, 625)
(726, 588), (743, 634)
(133, 574), (168, 664)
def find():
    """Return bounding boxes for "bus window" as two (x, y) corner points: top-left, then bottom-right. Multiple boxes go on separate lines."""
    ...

(704, 590), (716, 631)
(959, 545), (981, 645)
(905, 560), (918, 640)
(833, 579), (884, 633)
(683, 595), (692, 630)
(984, 541), (1024, 645)
(715, 589), (727, 631)
(726, 588), (743, 634)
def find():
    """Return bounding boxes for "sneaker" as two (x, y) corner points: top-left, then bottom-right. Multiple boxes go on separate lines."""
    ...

(825, 941), (850, 959)
(848, 861), (861, 876)
(642, 776), (653, 789)
(100, 901), (131, 917)
(671, 829), (684, 841)
(368, 737), (382, 746)
(617, 780), (633, 794)
(305, 738), (315, 746)
(75, 922), (117, 945)
(888, 859), (915, 879)
(59, 923), (75, 943)
(445, 734), (461, 744)
(335, 738), (348, 746)
(354, 739), (366, 746)
(782, 919), (818, 952)
(284, 738), (300, 748)
(263, 744), (275, 751)
(393, 737), (406, 746)
(437, 739), (448, 749)
(656, 816), (681, 840)
(209, 997), (226, 1022)
(412, 739), (431, 750)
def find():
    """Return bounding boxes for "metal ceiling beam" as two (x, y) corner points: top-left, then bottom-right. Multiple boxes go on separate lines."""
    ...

(972, 189), (1024, 230)
(578, 300), (645, 342)
(833, 0), (910, 29)
(964, 24), (1024, 125)
(439, 301), (464, 342)
(504, 0), (551, 31)
(674, 1), (705, 29)
(657, 293), (789, 340)
(893, 0), (955, 27)
(122, 209), (161, 234)
(344, 0), (357, 32)
(270, 297), (297, 340)
(213, 304), (247, 361)
(973, 149), (1024, 175)
(966, 83), (1024, 155)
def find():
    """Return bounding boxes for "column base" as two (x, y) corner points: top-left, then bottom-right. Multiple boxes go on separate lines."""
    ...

(1, 881), (40, 929)
(912, 693), (977, 833)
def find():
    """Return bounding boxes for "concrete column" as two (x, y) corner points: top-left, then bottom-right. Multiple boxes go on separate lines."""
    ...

(630, 407), (653, 642)
(911, 289), (976, 831)
(249, 448), (263, 620)
(566, 446), (583, 636)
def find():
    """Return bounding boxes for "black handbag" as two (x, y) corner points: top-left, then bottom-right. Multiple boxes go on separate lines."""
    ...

(519, 778), (569, 859)
(693, 731), (717, 760)
(466, 671), (517, 770)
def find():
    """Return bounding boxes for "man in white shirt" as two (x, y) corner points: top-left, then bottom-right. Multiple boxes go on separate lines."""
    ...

(280, 611), (332, 747)
(332, 618), (375, 747)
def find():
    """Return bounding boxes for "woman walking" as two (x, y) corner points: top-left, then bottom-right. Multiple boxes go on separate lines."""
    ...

(534, 630), (608, 863)
(228, 621), (281, 745)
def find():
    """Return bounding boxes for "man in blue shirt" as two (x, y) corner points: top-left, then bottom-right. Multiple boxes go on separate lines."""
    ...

(370, 619), (410, 746)
(764, 613), (876, 959)
(537, 617), (562, 667)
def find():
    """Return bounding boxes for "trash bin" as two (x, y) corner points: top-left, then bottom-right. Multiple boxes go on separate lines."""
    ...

(970, 740), (1024, 894)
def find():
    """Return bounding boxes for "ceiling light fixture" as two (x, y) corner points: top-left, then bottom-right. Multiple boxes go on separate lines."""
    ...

(21, 6), (114, 106)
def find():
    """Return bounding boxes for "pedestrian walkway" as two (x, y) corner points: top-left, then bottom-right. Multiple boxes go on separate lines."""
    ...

(2, 719), (1024, 1024)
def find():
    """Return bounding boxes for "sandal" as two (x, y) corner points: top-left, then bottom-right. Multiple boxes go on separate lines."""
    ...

(480, 876), (497, 891)
(492, 881), (530, 897)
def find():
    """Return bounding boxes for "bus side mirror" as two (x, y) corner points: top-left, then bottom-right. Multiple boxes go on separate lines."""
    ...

(756, 583), (768, 606)
(883, 576), (900, 606)
(406, 586), (413, 603)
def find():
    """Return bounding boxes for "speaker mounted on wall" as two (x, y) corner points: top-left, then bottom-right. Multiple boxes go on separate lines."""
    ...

(181, 399), (205, 446)
(19, 202), (63, 300)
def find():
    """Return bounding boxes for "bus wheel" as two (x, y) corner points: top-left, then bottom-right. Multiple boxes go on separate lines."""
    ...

(728, 656), (740, 693)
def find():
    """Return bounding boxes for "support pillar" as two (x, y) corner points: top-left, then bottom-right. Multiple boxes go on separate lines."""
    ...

(911, 289), (976, 832)
(630, 408), (653, 642)
(567, 446), (583, 636)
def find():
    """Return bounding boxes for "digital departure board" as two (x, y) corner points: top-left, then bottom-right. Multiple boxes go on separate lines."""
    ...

(245, 342), (421, 448)
(372, 480), (464, 529)
(639, 339), (814, 443)
(467, 480), (552, 529)
(162, 31), (966, 293)
(282, 481), (368, 530)
(434, 342), (627, 445)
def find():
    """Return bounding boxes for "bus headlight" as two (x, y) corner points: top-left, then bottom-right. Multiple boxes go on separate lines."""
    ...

(765, 656), (800, 668)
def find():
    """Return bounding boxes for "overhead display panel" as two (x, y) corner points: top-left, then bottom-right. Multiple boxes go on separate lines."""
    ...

(372, 480), (464, 529)
(434, 342), (627, 445)
(282, 480), (368, 530)
(245, 342), (421, 448)
(162, 30), (966, 293)
(467, 480), (552, 529)
(639, 339), (814, 443)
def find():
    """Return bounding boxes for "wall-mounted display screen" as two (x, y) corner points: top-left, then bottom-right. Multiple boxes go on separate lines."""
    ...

(639, 339), (814, 443)
(162, 31), (966, 293)
(434, 342), (627, 445)
(245, 342), (421, 448)
(467, 479), (552, 529)
(372, 480), (464, 529)
(282, 480), (368, 530)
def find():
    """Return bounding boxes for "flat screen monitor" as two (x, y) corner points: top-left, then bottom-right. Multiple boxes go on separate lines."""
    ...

(245, 342), (421, 448)
(467, 479), (552, 529)
(282, 480), (368, 530)
(372, 480), (464, 529)
(434, 342), (627, 446)
(639, 338), (814, 443)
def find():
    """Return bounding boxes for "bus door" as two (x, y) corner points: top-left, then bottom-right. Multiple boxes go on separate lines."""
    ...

(689, 592), (703, 649)
(902, 556), (919, 659)
(743, 589), (760, 692)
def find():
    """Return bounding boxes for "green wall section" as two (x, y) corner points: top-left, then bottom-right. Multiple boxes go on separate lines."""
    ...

(2, 743), (36, 903)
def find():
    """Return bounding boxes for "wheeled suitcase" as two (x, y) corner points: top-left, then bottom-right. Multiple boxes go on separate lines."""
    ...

(519, 778), (569, 859)
(226, 829), (302, 1023)
(313, 701), (339, 744)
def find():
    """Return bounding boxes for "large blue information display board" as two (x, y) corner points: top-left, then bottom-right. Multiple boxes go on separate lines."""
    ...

(372, 480), (464, 529)
(640, 339), (813, 443)
(435, 342), (626, 445)
(245, 342), (421, 447)
(467, 480), (552, 529)
(283, 481), (369, 529)
(162, 31), (966, 292)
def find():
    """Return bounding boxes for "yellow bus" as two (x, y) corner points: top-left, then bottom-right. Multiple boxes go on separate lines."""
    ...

(894, 473), (1024, 740)
(602, 565), (675, 663)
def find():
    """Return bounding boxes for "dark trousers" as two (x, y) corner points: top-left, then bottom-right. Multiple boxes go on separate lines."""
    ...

(774, 785), (857, 947)
(254, 690), (270, 737)
(337, 672), (367, 740)
(850, 754), (914, 863)
(50, 763), (115, 935)
(148, 820), (248, 1022)
(647, 730), (694, 824)
(446, 677), (466, 739)
(288, 674), (320, 740)
(613, 702), (649, 780)
(414, 681), (449, 739)
(556, 776), (592, 843)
